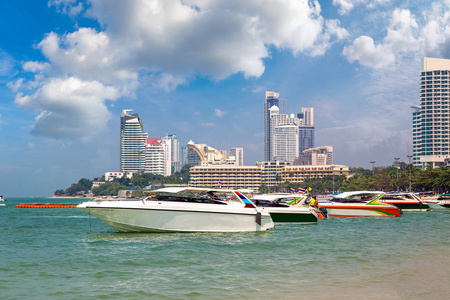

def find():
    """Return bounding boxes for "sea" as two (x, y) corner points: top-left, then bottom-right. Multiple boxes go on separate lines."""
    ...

(1, 198), (449, 300)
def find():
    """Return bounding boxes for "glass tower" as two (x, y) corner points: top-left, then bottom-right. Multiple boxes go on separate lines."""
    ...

(120, 109), (148, 173)
(265, 91), (280, 161)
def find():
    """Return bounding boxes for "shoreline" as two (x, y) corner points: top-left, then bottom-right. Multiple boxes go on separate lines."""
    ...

(50, 196), (88, 199)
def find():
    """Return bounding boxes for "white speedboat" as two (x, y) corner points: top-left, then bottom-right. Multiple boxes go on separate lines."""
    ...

(252, 193), (319, 223)
(379, 193), (431, 211)
(0, 195), (5, 206)
(318, 191), (402, 217)
(436, 194), (450, 209)
(77, 187), (274, 232)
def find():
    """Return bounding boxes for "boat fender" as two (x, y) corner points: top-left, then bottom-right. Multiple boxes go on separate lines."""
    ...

(255, 212), (262, 226)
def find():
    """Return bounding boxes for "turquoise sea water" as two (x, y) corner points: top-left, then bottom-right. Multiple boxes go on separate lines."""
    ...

(1, 198), (449, 300)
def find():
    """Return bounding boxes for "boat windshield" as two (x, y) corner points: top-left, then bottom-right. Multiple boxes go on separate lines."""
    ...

(331, 193), (378, 203)
(383, 194), (415, 201)
(149, 190), (244, 205)
(253, 198), (290, 207)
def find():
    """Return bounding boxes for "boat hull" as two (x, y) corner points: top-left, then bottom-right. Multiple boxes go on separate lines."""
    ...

(260, 207), (318, 223)
(78, 201), (274, 232)
(318, 203), (402, 217)
(382, 201), (431, 211)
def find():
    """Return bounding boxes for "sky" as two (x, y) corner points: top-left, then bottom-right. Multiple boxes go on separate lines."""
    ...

(1, 0), (450, 197)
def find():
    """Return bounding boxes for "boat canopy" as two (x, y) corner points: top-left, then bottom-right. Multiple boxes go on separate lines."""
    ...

(331, 191), (385, 203)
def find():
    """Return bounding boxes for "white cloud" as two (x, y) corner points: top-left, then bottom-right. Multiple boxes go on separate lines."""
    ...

(214, 109), (226, 118)
(343, 8), (419, 68)
(15, 77), (119, 141)
(0, 49), (15, 77)
(342, 36), (395, 68)
(12, 0), (349, 141)
(55, 0), (347, 79)
(201, 122), (215, 127)
(342, 4), (450, 69)
(333, 0), (390, 15)
(7, 78), (24, 92)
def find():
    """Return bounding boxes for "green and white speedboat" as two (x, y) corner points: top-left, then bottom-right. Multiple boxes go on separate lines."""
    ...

(251, 193), (319, 224)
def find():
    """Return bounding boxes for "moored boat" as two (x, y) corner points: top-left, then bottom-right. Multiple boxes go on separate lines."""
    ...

(318, 191), (402, 217)
(436, 194), (450, 209)
(379, 192), (431, 211)
(252, 193), (319, 223)
(77, 187), (274, 232)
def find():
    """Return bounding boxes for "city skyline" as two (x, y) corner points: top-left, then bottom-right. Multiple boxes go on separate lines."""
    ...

(1, 1), (450, 196)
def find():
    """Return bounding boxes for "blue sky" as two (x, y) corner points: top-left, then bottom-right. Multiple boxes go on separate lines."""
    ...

(1, 0), (450, 197)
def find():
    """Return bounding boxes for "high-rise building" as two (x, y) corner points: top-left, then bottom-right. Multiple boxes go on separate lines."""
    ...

(273, 124), (299, 163)
(163, 134), (181, 173)
(120, 109), (148, 173)
(229, 147), (244, 166)
(145, 138), (172, 176)
(297, 108), (315, 154)
(265, 91), (280, 161)
(412, 57), (450, 168)
(269, 106), (300, 162)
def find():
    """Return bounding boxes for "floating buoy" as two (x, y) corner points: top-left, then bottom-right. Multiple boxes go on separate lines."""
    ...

(16, 203), (80, 208)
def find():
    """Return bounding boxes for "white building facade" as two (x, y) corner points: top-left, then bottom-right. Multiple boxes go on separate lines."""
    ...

(413, 57), (450, 168)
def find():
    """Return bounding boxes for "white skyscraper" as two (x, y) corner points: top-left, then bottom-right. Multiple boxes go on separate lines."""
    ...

(145, 138), (171, 176)
(163, 134), (181, 173)
(269, 106), (300, 162)
(413, 57), (450, 168)
(274, 124), (299, 163)
(120, 109), (148, 173)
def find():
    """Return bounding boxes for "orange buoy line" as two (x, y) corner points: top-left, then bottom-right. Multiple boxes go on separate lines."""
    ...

(16, 203), (81, 208)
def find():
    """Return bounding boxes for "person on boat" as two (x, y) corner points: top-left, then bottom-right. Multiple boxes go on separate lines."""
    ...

(310, 197), (316, 207)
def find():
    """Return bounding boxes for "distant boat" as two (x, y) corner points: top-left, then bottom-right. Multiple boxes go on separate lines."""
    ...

(380, 192), (431, 211)
(0, 195), (5, 201)
(436, 194), (450, 209)
(78, 187), (274, 233)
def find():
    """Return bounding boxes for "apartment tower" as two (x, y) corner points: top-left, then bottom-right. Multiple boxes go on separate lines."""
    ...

(120, 109), (148, 173)
(412, 57), (450, 168)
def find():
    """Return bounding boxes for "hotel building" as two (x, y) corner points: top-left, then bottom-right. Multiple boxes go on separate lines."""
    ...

(298, 146), (333, 165)
(189, 163), (349, 189)
(186, 141), (243, 167)
(189, 165), (263, 189)
(120, 109), (148, 173)
(412, 57), (450, 168)
(281, 165), (349, 183)
(145, 138), (171, 176)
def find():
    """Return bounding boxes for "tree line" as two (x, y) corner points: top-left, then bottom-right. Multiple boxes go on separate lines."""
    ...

(56, 163), (450, 197)
(273, 164), (450, 194)
(55, 165), (191, 197)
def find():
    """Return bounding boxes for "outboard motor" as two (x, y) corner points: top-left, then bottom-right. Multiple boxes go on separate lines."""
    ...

(318, 207), (328, 218)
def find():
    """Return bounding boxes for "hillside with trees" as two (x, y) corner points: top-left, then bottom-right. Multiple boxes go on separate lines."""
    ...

(55, 165), (190, 197)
